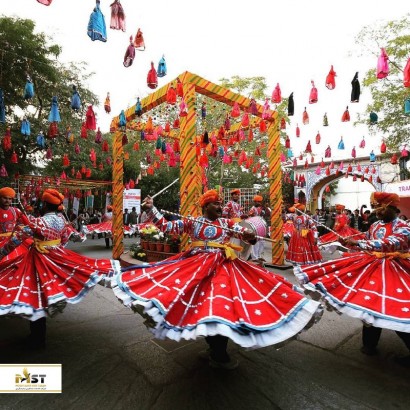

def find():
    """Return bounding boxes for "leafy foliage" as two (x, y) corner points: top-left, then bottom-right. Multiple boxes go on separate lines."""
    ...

(0, 16), (101, 183)
(354, 14), (410, 151)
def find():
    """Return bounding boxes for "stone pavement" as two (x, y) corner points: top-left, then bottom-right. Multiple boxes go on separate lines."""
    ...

(1, 237), (409, 409)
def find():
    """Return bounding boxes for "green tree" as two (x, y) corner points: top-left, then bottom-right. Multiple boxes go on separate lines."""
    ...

(0, 16), (101, 183)
(354, 14), (410, 151)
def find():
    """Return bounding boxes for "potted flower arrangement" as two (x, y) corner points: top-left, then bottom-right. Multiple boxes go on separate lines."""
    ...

(166, 233), (182, 253)
(129, 243), (148, 263)
(152, 231), (165, 252)
(140, 225), (160, 250)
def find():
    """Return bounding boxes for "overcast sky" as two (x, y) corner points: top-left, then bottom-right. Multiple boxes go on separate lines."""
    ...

(3, 0), (409, 162)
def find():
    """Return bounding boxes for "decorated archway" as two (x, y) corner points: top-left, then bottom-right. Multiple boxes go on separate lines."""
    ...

(299, 162), (382, 209)
(109, 72), (284, 264)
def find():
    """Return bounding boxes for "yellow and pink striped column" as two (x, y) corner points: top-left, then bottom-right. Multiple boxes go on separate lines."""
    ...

(267, 115), (284, 265)
(179, 80), (201, 249)
(112, 130), (124, 259)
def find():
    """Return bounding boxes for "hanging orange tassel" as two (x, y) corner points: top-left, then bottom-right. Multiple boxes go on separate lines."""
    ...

(259, 120), (266, 133)
(248, 129), (254, 142)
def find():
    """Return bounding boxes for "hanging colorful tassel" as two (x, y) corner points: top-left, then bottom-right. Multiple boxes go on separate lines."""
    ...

(370, 111), (378, 124)
(0, 164), (8, 177)
(95, 127), (102, 143)
(351, 72), (360, 103)
(36, 131), (45, 148)
(157, 55), (167, 77)
(359, 137), (366, 148)
(262, 99), (270, 119)
(271, 83), (281, 103)
(296, 124), (300, 137)
(71, 85), (81, 110)
(315, 132), (320, 144)
(376, 48), (389, 79)
(75, 143), (80, 154)
(48, 96), (61, 122)
(259, 120), (266, 133)
(86, 105), (96, 130)
(249, 98), (258, 115)
(325, 65), (336, 90)
(241, 111), (249, 127)
(48, 122), (58, 138)
(110, 0), (126, 31)
(341, 106), (350, 122)
(166, 85), (177, 104)
(135, 97), (142, 116)
(323, 113), (328, 127)
(305, 140), (312, 153)
(351, 146), (356, 158)
(391, 153), (398, 164)
(369, 150), (376, 162)
(11, 151), (18, 164)
(104, 92), (111, 113)
(63, 154), (70, 167)
(231, 102), (240, 118)
(302, 107), (309, 125)
(147, 62), (158, 89)
(325, 145), (331, 158)
(123, 36), (136, 67)
(285, 135), (291, 148)
(23, 75), (34, 100)
(134, 28), (145, 50)
(380, 140), (387, 153)
(179, 99), (188, 117)
(21, 118), (31, 136)
(87, 0), (107, 42)
(338, 137), (345, 150)
(280, 117), (286, 129)
(309, 80), (318, 104)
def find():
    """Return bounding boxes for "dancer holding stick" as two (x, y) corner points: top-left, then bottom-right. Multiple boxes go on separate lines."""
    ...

(285, 203), (323, 265)
(112, 190), (322, 370)
(318, 204), (365, 245)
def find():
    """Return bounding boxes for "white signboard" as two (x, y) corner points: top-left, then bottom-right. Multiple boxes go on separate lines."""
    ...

(385, 179), (410, 198)
(123, 189), (141, 213)
(72, 197), (80, 217)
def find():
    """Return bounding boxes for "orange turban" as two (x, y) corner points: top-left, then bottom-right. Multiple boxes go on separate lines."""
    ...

(25, 205), (33, 212)
(0, 187), (16, 198)
(289, 203), (305, 213)
(335, 204), (345, 211)
(199, 189), (222, 207)
(42, 189), (64, 205)
(107, 205), (113, 211)
(370, 192), (400, 207)
(253, 195), (263, 202)
(230, 189), (240, 195)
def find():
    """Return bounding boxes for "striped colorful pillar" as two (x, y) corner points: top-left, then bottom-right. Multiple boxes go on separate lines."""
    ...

(179, 81), (201, 249)
(112, 130), (124, 259)
(267, 115), (284, 265)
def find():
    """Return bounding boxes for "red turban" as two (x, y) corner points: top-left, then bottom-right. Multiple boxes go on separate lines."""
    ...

(199, 189), (222, 207)
(0, 187), (16, 198)
(370, 192), (400, 207)
(42, 189), (64, 205)
(230, 189), (240, 195)
(335, 204), (345, 211)
(107, 205), (113, 211)
(253, 195), (263, 202)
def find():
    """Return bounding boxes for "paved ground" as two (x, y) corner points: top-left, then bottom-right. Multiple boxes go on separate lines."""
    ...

(1, 237), (410, 409)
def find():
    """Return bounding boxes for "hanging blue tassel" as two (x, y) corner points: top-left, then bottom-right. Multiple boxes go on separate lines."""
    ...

(119, 110), (126, 127)
(218, 146), (224, 157)
(338, 138), (345, 150)
(23, 76), (35, 100)
(405, 98), (410, 115)
(135, 97), (142, 116)
(21, 118), (31, 136)
(48, 96), (61, 122)
(71, 85), (81, 110)
(287, 148), (293, 158)
(157, 55), (167, 77)
(36, 131), (45, 148)
(140, 130), (145, 140)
